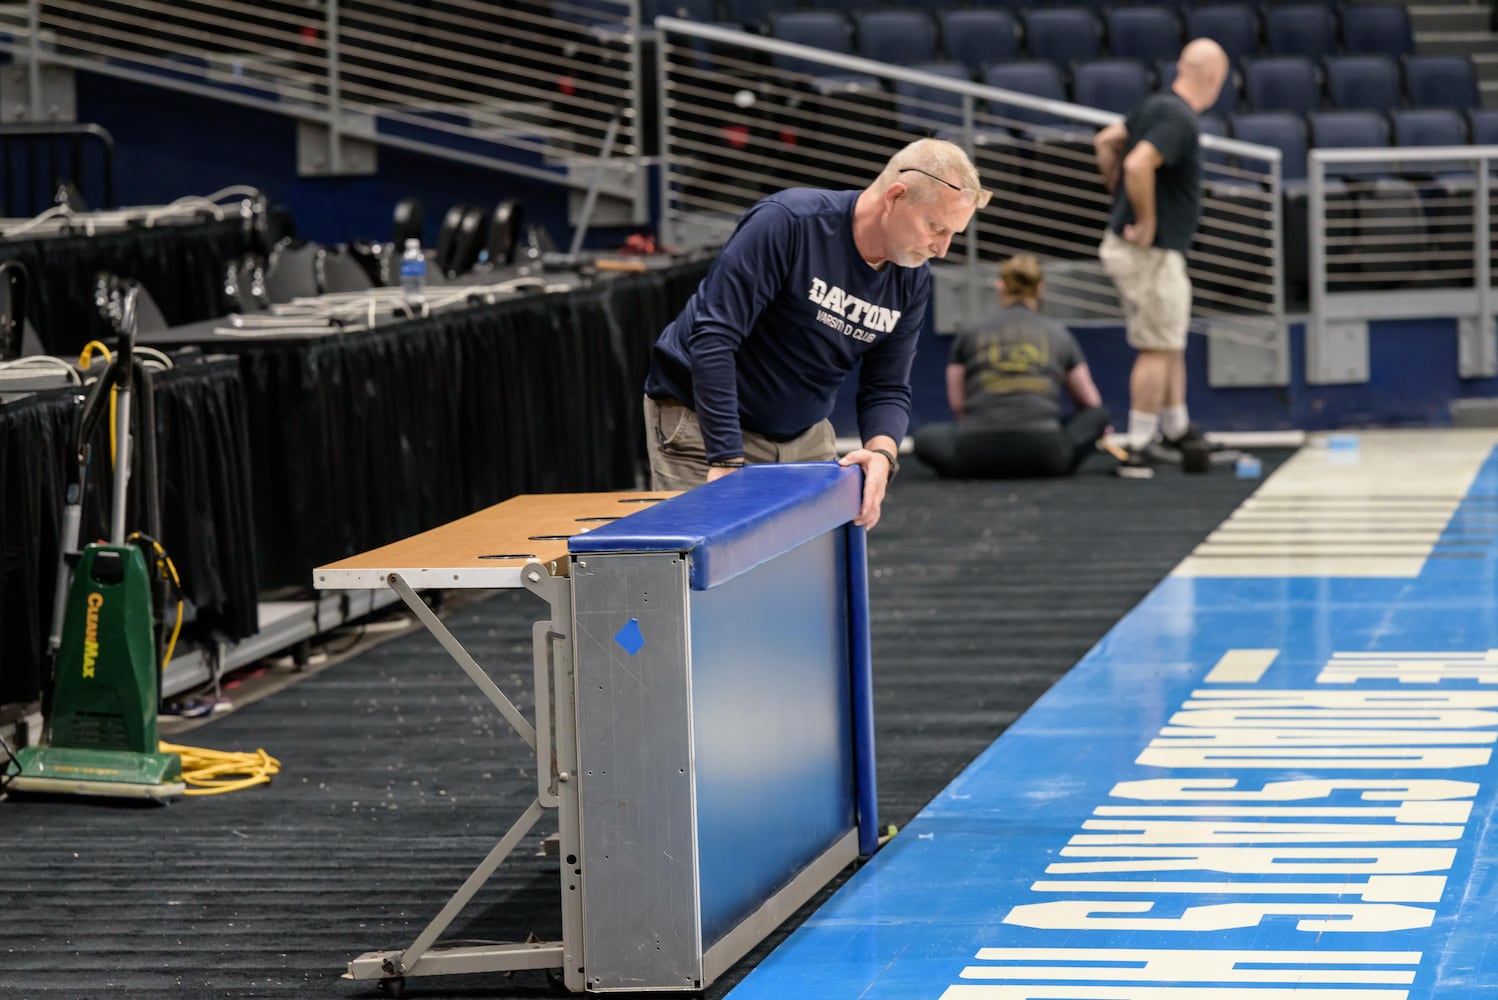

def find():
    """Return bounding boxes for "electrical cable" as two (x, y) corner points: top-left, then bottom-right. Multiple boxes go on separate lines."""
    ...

(0, 730), (19, 791)
(126, 532), (184, 668)
(158, 741), (281, 796)
(77, 340), (118, 465)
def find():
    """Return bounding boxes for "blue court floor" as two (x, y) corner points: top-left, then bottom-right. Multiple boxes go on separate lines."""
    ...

(729, 430), (1498, 1000)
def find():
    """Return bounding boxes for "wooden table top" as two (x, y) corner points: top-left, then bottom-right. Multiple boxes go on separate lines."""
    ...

(314, 491), (677, 590)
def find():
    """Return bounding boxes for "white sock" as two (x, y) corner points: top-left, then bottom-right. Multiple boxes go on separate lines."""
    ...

(1160, 405), (1189, 441)
(1128, 410), (1159, 448)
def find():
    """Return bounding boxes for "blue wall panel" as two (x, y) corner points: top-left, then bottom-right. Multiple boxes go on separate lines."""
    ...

(691, 530), (855, 945)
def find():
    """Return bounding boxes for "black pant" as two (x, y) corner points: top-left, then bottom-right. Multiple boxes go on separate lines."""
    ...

(913, 406), (1111, 479)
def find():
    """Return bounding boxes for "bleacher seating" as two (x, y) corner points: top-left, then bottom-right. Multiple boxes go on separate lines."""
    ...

(1073, 58), (1153, 115)
(1309, 109), (1393, 178)
(1324, 54), (1402, 113)
(1187, 4), (1260, 64)
(855, 10), (938, 66)
(938, 9), (1019, 76)
(1405, 54), (1482, 111)
(1263, 3), (1339, 61)
(1106, 6), (1183, 66)
(1340, 4), (1413, 58)
(1244, 56), (1321, 115)
(1022, 8), (1104, 66)
(895, 62), (972, 134)
(983, 60), (1070, 130)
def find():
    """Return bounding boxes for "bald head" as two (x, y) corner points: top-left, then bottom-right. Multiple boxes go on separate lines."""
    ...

(1174, 38), (1229, 112)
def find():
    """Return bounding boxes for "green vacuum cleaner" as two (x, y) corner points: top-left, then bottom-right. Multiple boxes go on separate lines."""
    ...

(7, 283), (184, 800)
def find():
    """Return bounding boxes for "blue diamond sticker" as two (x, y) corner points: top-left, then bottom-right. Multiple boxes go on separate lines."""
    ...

(614, 618), (645, 656)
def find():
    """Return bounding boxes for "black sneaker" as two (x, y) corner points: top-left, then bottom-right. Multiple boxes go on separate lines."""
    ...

(1116, 445), (1157, 479)
(1140, 435), (1183, 465)
(1162, 423), (1224, 453)
(1162, 423), (1242, 466)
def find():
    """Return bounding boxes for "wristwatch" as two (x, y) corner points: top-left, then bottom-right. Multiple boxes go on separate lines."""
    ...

(871, 447), (899, 482)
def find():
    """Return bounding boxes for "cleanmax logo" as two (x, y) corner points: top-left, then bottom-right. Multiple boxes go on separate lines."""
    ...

(82, 592), (103, 678)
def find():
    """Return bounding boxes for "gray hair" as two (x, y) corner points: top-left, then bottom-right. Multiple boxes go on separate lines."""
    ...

(875, 138), (982, 202)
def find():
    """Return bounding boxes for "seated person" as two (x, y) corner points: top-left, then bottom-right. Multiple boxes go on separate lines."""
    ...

(914, 255), (1109, 478)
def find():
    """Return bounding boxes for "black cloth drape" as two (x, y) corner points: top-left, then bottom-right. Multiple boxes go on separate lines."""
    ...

(0, 217), (253, 356)
(0, 357), (258, 707)
(235, 259), (710, 591)
(1, 258), (710, 708)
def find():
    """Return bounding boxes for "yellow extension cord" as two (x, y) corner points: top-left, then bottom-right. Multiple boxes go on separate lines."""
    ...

(159, 741), (282, 796)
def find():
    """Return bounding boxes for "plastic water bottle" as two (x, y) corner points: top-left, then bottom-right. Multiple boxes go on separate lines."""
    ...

(400, 238), (426, 310)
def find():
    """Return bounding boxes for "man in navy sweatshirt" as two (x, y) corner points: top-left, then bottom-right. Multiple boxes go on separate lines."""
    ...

(644, 137), (988, 530)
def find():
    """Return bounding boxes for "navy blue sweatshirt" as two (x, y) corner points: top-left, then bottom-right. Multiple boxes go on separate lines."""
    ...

(645, 188), (930, 461)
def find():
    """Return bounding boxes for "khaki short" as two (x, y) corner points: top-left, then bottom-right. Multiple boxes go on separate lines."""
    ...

(1098, 229), (1192, 352)
(643, 396), (838, 491)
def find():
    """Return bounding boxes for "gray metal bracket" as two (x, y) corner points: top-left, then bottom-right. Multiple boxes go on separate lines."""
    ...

(0, 58), (75, 125)
(296, 113), (376, 176)
(1205, 317), (1291, 387)
(344, 567), (579, 986)
(1459, 315), (1498, 380)
(1306, 318), (1370, 385)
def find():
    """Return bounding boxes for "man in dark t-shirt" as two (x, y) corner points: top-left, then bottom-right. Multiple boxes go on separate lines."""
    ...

(1093, 38), (1228, 467)
(644, 137), (989, 530)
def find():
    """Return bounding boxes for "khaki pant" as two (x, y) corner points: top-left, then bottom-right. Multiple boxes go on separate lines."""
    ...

(1098, 229), (1191, 351)
(643, 396), (838, 491)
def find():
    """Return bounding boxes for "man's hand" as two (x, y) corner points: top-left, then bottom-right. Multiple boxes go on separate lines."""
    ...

(706, 463), (742, 483)
(1123, 219), (1155, 248)
(837, 448), (893, 530)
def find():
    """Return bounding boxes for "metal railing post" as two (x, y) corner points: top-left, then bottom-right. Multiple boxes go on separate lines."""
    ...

(628, 0), (647, 225)
(27, 0), (42, 121)
(325, 0), (342, 175)
(1307, 153), (1326, 381)
(1477, 158), (1493, 376)
(656, 22), (674, 249)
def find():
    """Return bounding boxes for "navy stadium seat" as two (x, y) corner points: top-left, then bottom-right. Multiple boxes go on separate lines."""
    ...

(1404, 55), (1481, 111)
(1105, 7), (1182, 67)
(1231, 110), (1309, 181)
(894, 62), (972, 135)
(938, 9), (1019, 77)
(1324, 55), (1402, 114)
(1264, 3), (1339, 61)
(855, 10), (938, 67)
(1468, 109), (1498, 176)
(1243, 56), (1321, 115)
(1309, 109), (1392, 179)
(983, 60), (1070, 130)
(1230, 109), (1312, 293)
(1391, 108), (1471, 180)
(1340, 4), (1413, 58)
(1022, 9), (1103, 67)
(1186, 4), (1260, 65)
(720, 0), (778, 31)
(1072, 59), (1152, 116)
(770, 11), (855, 75)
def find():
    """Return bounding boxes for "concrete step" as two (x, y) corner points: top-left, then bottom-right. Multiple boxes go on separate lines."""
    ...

(1416, 31), (1498, 55)
(1483, 79), (1498, 107)
(1475, 51), (1498, 82)
(1409, 5), (1493, 34)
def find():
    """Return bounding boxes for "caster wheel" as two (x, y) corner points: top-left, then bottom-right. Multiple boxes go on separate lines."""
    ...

(378, 976), (406, 998)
